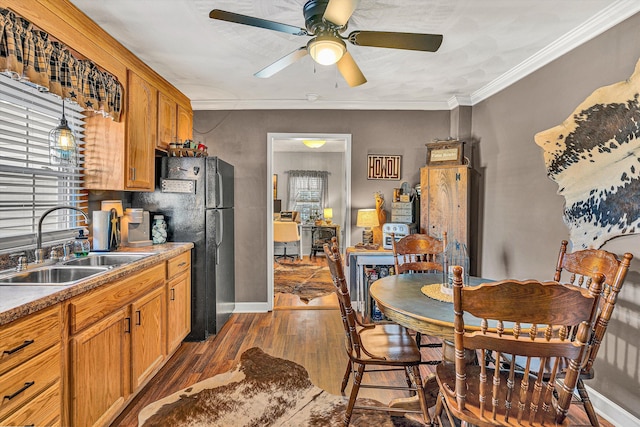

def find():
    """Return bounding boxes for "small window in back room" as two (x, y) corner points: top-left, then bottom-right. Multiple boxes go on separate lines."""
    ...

(0, 74), (87, 251)
(286, 170), (329, 223)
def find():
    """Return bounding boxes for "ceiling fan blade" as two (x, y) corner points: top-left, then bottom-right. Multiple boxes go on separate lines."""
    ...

(255, 47), (309, 78)
(348, 31), (443, 52)
(323, 0), (359, 27)
(337, 52), (366, 87)
(210, 9), (308, 36)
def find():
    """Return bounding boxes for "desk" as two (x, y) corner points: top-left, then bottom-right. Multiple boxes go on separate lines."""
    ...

(369, 273), (492, 341)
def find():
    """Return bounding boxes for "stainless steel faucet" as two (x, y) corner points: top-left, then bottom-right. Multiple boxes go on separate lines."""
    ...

(35, 205), (91, 263)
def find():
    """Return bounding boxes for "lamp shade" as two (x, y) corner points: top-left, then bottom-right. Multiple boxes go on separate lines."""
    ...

(323, 208), (333, 220)
(356, 209), (379, 228)
(49, 100), (78, 166)
(308, 35), (346, 65)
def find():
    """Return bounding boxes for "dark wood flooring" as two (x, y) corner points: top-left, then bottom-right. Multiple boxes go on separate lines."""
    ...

(111, 255), (613, 426)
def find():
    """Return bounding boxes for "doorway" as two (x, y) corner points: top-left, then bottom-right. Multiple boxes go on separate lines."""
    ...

(266, 133), (351, 311)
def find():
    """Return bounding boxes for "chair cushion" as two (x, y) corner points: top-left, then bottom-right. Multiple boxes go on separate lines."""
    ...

(355, 323), (422, 364)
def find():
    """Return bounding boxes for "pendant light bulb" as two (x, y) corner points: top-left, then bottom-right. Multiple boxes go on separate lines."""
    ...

(49, 99), (78, 166)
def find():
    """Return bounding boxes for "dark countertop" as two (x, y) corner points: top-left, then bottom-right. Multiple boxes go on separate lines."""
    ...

(0, 242), (193, 326)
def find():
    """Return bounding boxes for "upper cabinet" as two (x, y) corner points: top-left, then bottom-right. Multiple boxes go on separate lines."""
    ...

(157, 92), (177, 151)
(126, 70), (157, 191)
(177, 104), (194, 143)
(5, 0), (193, 192)
(157, 93), (193, 152)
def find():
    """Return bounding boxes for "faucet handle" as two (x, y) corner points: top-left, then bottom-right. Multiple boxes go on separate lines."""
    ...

(49, 245), (64, 263)
(9, 252), (28, 271)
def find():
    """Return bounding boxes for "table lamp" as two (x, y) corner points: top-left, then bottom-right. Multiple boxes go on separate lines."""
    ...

(356, 209), (379, 245)
(323, 208), (333, 224)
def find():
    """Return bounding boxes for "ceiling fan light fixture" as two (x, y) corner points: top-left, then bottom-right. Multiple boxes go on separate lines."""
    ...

(308, 35), (346, 65)
(303, 139), (326, 148)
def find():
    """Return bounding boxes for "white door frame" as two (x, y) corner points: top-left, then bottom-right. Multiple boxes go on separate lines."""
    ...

(266, 132), (352, 311)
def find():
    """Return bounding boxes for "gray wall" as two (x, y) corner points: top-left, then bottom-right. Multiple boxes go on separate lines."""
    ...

(193, 110), (450, 302)
(471, 11), (640, 418)
(193, 10), (640, 418)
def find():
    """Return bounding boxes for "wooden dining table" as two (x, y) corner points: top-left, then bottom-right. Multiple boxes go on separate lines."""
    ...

(369, 272), (494, 413)
(369, 272), (494, 341)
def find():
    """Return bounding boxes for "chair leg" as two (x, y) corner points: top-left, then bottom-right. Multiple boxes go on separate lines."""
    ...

(344, 363), (365, 426)
(341, 360), (352, 393)
(576, 378), (600, 427)
(408, 365), (433, 426)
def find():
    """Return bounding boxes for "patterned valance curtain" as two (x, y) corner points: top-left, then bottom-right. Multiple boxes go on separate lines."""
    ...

(286, 170), (329, 212)
(0, 8), (123, 121)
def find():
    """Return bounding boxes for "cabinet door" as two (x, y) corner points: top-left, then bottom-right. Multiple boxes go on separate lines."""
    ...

(420, 166), (469, 247)
(70, 308), (129, 427)
(131, 286), (166, 391)
(167, 269), (191, 353)
(177, 104), (193, 142)
(126, 70), (157, 190)
(157, 91), (176, 151)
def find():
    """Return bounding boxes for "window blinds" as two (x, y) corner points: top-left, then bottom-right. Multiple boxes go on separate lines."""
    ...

(0, 74), (86, 251)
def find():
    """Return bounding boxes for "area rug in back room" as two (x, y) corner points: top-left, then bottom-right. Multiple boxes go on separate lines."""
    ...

(138, 347), (426, 427)
(274, 262), (334, 303)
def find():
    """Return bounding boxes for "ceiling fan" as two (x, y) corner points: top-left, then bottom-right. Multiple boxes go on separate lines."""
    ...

(209, 0), (443, 87)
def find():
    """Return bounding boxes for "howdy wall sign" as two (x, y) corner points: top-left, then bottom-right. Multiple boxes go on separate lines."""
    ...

(535, 57), (640, 249)
(367, 155), (401, 180)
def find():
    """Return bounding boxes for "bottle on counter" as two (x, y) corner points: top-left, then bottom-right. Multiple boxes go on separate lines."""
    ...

(152, 215), (167, 244)
(74, 229), (90, 257)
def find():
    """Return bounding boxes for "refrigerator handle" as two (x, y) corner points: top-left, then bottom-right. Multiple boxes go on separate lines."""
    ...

(216, 169), (223, 208)
(215, 209), (223, 264)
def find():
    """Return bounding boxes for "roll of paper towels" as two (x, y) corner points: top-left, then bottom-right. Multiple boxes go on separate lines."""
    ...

(92, 210), (111, 251)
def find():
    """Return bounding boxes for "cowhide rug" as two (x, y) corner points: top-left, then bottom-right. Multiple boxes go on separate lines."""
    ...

(274, 262), (334, 303)
(138, 347), (427, 427)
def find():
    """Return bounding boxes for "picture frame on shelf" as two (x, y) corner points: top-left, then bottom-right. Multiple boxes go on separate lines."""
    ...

(367, 154), (401, 180)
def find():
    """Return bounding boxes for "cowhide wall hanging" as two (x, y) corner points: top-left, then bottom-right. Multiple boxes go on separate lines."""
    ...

(534, 57), (640, 249)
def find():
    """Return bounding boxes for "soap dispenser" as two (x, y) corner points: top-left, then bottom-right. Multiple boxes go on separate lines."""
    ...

(73, 229), (91, 257)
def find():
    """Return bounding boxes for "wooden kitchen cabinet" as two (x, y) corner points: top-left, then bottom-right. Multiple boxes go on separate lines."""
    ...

(167, 251), (191, 353)
(68, 264), (165, 427)
(157, 91), (177, 151)
(0, 304), (62, 426)
(420, 165), (470, 248)
(70, 307), (130, 427)
(126, 70), (157, 191)
(177, 103), (193, 142)
(131, 286), (166, 390)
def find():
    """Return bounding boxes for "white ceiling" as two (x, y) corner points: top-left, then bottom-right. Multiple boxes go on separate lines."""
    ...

(69, 0), (640, 111)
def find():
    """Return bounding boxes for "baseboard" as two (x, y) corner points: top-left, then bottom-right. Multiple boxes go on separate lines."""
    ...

(233, 302), (271, 313)
(588, 384), (640, 426)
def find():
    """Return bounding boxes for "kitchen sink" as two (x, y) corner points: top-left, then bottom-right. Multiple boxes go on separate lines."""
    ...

(0, 266), (110, 286)
(62, 252), (153, 267)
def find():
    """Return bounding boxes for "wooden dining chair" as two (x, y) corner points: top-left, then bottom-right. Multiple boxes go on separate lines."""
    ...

(392, 232), (445, 351)
(323, 239), (432, 426)
(434, 266), (603, 426)
(552, 240), (633, 426)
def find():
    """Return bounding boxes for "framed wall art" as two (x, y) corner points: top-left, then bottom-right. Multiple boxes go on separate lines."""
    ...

(367, 155), (401, 180)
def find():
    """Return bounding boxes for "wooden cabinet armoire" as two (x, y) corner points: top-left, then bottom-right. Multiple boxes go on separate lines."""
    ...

(419, 165), (470, 248)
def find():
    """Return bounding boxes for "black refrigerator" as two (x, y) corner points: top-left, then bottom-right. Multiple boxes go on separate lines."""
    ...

(132, 156), (235, 340)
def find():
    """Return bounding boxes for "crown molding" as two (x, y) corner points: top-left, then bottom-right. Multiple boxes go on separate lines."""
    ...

(470, 0), (640, 105)
(191, 99), (451, 111)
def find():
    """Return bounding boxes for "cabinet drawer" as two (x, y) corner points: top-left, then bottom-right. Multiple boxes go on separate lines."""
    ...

(0, 344), (61, 418)
(0, 304), (60, 376)
(0, 380), (61, 427)
(167, 251), (190, 280)
(70, 263), (165, 334)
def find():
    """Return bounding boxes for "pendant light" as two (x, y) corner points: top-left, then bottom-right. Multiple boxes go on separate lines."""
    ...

(49, 99), (78, 166)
